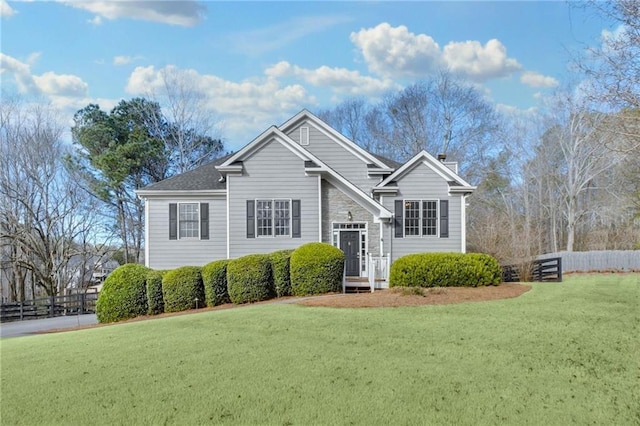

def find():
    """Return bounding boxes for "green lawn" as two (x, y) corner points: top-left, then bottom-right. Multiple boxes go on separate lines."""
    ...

(1, 274), (639, 425)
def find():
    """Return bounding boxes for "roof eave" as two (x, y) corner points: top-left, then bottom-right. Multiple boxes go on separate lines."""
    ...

(448, 186), (477, 194)
(136, 189), (227, 198)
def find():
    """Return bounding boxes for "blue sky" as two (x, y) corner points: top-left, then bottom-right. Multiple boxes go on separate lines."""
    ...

(0, 1), (614, 151)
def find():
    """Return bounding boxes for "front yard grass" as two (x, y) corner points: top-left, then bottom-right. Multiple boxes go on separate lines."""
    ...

(1, 274), (639, 425)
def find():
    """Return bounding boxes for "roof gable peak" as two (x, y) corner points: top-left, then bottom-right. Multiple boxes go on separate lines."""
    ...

(278, 109), (393, 170)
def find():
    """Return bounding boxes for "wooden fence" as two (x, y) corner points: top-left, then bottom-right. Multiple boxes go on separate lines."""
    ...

(537, 250), (640, 273)
(0, 293), (98, 323)
(503, 257), (562, 283)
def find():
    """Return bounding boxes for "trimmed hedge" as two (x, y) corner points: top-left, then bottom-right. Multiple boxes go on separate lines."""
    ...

(270, 249), (294, 297)
(290, 243), (345, 296)
(146, 270), (167, 315)
(202, 259), (231, 307)
(162, 266), (205, 313)
(96, 263), (150, 323)
(227, 254), (274, 304)
(389, 252), (502, 288)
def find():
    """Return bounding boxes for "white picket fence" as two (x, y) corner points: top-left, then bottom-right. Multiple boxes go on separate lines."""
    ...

(538, 250), (640, 273)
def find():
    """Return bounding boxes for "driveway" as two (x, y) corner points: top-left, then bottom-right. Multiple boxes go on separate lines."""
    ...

(0, 314), (98, 339)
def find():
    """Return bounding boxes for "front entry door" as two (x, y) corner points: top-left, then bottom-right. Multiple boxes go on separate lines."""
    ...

(340, 231), (360, 276)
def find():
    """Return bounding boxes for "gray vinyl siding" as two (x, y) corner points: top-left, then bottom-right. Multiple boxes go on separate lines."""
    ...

(287, 122), (380, 191)
(228, 139), (320, 258)
(146, 196), (226, 269)
(382, 162), (463, 262)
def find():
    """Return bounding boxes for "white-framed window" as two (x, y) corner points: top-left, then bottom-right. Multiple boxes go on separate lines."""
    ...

(256, 199), (290, 237)
(404, 199), (438, 237)
(404, 201), (421, 236)
(274, 200), (290, 236)
(256, 200), (272, 237)
(422, 200), (438, 236)
(179, 203), (200, 238)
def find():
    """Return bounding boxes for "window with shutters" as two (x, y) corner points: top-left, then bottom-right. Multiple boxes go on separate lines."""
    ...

(404, 199), (438, 237)
(256, 199), (290, 237)
(179, 203), (199, 238)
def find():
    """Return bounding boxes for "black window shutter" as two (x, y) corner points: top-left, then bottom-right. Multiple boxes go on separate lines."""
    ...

(440, 200), (449, 238)
(169, 203), (177, 240)
(200, 203), (209, 240)
(292, 199), (301, 238)
(395, 200), (403, 238)
(246, 200), (255, 238)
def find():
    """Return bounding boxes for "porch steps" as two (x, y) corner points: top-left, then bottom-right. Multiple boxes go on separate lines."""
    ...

(344, 277), (372, 293)
(345, 286), (373, 294)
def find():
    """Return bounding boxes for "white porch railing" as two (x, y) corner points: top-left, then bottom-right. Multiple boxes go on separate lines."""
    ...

(367, 253), (391, 292)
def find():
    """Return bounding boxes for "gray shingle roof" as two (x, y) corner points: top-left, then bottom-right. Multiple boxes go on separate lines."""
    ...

(141, 143), (400, 192)
(141, 154), (232, 191)
(370, 153), (402, 169)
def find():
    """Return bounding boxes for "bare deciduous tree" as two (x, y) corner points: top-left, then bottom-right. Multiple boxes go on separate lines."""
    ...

(0, 97), (106, 298)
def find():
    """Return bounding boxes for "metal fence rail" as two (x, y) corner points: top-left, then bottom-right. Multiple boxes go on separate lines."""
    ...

(1, 293), (97, 323)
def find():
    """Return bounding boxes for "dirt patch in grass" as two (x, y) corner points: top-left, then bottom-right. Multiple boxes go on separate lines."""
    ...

(295, 283), (531, 308)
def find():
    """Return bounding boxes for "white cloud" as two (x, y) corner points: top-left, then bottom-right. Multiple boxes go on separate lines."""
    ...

(350, 23), (522, 82)
(113, 55), (144, 66)
(229, 15), (353, 55)
(442, 39), (522, 81)
(0, 0), (15, 18)
(265, 61), (400, 97)
(87, 15), (102, 26)
(26, 52), (41, 66)
(61, 1), (205, 27)
(0, 53), (38, 93)
(350, 23), (442, 78)
(496, 103), (538, 119)
(1, 53), (88, 97)
(33, 72), (88, 97)
(125, 65), (316, 149)
(520, 71), (559, 88)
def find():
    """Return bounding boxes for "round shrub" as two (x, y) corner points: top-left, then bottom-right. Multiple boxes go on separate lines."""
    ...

(227, 254), (274, 304)
(202, 259), (230, 307)
(162, 266), (205, 313)
(389, 252), (502, 288)
(290, 243), (345, 296)
(270, 249), (294, 297)
(146, 270), (167, 315)
(96, 263), (150, 323)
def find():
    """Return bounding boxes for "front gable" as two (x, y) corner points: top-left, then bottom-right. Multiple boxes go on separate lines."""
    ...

(279, 110), (394, 190)
(375, 150), (476, 196)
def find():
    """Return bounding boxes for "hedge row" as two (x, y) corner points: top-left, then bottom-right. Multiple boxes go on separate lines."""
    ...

(96, 243), (345, 323)
(389, 252), (502, 288)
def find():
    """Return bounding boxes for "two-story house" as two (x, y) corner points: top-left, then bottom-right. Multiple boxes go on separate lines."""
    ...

(137, 110), (476, 288)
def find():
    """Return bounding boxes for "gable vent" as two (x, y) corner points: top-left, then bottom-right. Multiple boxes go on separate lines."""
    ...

(300, 126), (309, 146)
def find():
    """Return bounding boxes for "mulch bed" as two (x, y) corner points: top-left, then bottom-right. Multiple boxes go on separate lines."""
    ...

(295, 283), (531, 308)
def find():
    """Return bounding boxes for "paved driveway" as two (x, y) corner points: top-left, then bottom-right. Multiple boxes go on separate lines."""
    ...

(0, 314), (98, 339)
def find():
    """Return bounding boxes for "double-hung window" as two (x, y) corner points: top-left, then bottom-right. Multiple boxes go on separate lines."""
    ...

(404, 200), (438, 237)
(179, 203), (200, 238)
(395, 199), (448, 239)
(256, 199), (290, 237)
(422, 201), (438, 236)
(169, 202), (209, 240)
